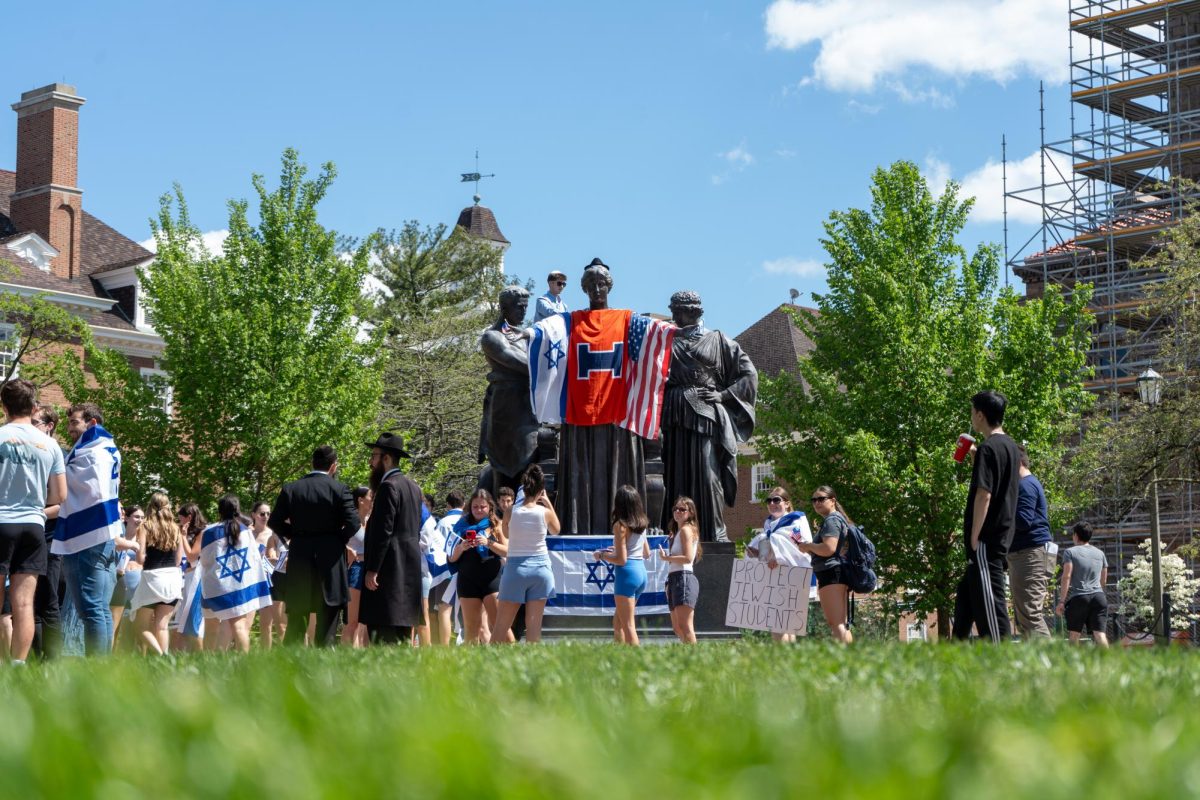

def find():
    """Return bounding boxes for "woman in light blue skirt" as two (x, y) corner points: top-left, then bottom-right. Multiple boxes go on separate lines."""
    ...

(490, 465), (560, 644)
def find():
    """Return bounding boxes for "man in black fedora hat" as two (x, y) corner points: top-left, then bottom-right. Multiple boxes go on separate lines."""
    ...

(269, 445), (360, 646)
(360, 433), (425, 644)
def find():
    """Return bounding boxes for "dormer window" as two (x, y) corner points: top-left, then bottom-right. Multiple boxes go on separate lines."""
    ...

(7, 233), (58, 272)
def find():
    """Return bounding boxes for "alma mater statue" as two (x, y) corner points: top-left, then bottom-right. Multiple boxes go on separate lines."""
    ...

(659, 290), (757, 542)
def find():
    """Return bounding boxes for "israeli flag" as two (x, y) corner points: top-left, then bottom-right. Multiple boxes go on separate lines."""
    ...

(529, 311), (571, 424)
(199, 524), (273, 621)
(175, 558), (204, 638)
(544, 535), (669, 616)
(53, 425), (122, 555)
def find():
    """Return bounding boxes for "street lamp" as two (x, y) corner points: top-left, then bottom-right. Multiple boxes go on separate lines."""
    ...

(1136, 367), (1166, 643)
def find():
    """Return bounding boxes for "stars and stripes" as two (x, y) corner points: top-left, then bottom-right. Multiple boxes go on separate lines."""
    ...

(622, 315), (675, 439)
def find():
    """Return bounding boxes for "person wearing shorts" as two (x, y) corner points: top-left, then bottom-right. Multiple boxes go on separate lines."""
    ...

(595, 485), (651, 646)
(447, 489), (508, 644)
(1056, 522), (1109, 647)
(490, 465), (560, 644)
(797, 485), (855, 644)
(0, 379), (67, 665)
(660, 496), (701, 644)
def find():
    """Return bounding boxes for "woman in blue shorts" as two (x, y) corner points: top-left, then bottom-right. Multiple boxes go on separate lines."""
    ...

(594, 485), (651, 646)
(489, 465), (560, 644)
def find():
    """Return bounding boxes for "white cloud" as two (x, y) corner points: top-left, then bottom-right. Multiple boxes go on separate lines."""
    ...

(712, 141), (756, 185)
(924, 155), (953, 195)
(763, 257), (827, 277)
(139, 229), (230, 256)
(846, 99), (882, 115)
(764, 0), (1067, 94)
(775, 148), (798, 158)
(956, 148), (1074, 224)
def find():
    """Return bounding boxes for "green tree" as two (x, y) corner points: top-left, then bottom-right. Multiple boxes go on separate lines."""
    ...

(367, 222), (507, 499)
(59, 149), (384, 506)
(0, 261), (91, 393)
(758, 161), (1093, 636)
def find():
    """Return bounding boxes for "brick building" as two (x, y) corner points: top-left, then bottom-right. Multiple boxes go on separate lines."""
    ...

(727, 303), (817, 539)
(0, 83), (163, 407)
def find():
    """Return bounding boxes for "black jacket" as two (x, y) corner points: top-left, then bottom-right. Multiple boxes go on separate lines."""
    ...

(360, 469), (424, 628)
(269, 471), (360, 611)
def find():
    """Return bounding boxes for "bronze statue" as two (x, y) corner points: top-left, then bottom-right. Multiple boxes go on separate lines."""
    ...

(479, 286), (539, 494)
(660, 290), (757, 542)
(553, 261), (647, 534)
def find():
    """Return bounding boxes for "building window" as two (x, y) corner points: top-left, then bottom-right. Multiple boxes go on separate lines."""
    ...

(906, 622), (927, 642)
(0, 325), (19, 381)
(749, 462), (775, 503)
(140, 368), (173, 415)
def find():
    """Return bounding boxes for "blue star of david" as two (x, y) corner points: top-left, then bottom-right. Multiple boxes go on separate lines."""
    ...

(585, 560), (616, 592)
(216, 546), (250, 582)
(544, 338), (566, 370)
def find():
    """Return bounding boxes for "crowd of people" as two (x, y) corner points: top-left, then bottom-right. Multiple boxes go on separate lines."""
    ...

(0, 375), (1109, 662)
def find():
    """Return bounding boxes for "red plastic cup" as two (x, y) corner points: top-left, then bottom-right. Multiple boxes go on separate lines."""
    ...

(953, 433), (976, 463)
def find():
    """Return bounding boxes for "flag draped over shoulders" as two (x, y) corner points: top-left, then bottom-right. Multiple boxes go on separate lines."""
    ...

(528, 309), (674, 438)
(529, 310), (571, 425)
(199, 523), (273, 621)
(53, 425), (122, 555)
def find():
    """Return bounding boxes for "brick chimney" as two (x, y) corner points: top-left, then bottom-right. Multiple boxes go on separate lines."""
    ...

(9, 84), (85, 280)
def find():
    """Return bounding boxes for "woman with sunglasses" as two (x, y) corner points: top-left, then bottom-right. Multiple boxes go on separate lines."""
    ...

(746, 487), (812, 642)
(796, 486), (854, 644)
(659, 496), (701, 644)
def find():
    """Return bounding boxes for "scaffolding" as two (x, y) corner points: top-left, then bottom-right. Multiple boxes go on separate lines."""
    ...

(1005, 0), (1200, 592)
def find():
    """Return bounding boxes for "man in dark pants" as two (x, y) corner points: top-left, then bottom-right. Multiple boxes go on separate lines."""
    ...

(31, 405), (63, 658)
(269, 446), (359, 646)
(953, 390), (1020, 643)
(360, 433), (424, 644)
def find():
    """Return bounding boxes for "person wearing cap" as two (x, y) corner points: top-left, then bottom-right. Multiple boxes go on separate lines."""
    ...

(359, 433), (425, 644)
(533, 270), (569, 323)
(268, 445), (360, 646)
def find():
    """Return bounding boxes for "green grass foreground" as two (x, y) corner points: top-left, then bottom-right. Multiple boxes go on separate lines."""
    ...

(1, 643), (1198, 799)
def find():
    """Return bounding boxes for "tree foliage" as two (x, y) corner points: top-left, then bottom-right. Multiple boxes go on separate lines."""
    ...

(367, 222), (507, 499)
(758, 161), (1093, 635)
(59, 149), (384, 506)
(0, 260), (91, 393)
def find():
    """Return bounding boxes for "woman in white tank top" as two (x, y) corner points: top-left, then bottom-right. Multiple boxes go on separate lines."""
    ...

(659, 496), (701, 644)
(489, 465), (560, 643)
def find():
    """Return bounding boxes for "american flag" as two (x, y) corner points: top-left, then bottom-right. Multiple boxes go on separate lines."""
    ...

(621, 315), (675, 439)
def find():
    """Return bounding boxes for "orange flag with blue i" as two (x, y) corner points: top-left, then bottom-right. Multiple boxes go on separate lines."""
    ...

(566, 309), (633, 426)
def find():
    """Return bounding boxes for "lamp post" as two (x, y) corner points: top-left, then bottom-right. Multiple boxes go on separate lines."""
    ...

(1136, 368), (1165, 643)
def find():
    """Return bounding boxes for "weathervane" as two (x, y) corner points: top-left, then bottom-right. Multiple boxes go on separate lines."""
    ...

(460, 150), (495, 205)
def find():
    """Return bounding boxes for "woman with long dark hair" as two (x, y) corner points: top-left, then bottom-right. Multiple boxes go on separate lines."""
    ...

(594, 485), (651, 645)
(172, 502), (208, 652)
(489, 465), (560, 644)
(199, 495), (273, 651)
(660, 496), (701, 644)
(796, 485), (854, 644)
(447, 489), (511, 643)
(130, 493), (184, 654)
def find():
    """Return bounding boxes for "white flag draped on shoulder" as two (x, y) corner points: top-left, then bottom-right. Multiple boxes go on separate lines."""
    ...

(175, 557), (205, 638)
(529, 311), (571, 425)
(544, 535), (669, 616)
(199, 524), (273, 621)
(53, 425), (122, 555)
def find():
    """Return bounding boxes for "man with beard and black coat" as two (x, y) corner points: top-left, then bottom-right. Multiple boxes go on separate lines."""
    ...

(360, 433), (424, 644)
(269, 446), (359, 646)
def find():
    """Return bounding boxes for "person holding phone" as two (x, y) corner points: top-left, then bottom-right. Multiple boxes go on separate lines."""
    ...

(489, 465), (560, 644)
(447, 489), (510, 644)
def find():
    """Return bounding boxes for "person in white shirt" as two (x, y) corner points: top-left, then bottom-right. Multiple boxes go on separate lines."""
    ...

(533, 270), (569, 323)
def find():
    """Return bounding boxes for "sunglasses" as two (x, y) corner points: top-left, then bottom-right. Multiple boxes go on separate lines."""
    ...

(554, 281), (566, 287)
(767, 496), (785, 504)
(811, 495), (831, 503)
(672, 506), (689, 513)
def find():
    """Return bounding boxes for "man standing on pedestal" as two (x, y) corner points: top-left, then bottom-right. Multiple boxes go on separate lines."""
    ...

(269, 446), (359, 646)
(660, 291), (757, 542)
(360, 433), (424, 644)
(534, 270), (569, 323)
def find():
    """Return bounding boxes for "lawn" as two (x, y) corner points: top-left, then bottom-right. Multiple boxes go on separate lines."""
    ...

(0, 643), (1197, 799)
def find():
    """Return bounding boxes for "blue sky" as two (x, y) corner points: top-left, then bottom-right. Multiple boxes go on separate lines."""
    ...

(2, 1), (1072, 336)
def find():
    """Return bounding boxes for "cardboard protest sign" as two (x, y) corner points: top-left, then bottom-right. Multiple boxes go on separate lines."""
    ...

(725, 558), (812, 635)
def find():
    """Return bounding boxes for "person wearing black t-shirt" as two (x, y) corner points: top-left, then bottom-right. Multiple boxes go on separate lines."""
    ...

(952, 390), (1020, 643)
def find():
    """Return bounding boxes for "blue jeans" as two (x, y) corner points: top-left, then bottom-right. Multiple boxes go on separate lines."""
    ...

(63, 539), (117, 655)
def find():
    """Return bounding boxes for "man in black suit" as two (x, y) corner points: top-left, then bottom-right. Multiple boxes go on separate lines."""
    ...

(269, 445), (360, 646)
(360, 433), (424, 644)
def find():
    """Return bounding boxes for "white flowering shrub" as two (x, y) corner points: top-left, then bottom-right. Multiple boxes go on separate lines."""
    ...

(1117, 540), (1200, 625)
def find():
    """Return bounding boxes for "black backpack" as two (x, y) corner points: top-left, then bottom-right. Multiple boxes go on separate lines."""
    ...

(839, 523), (878, 594)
